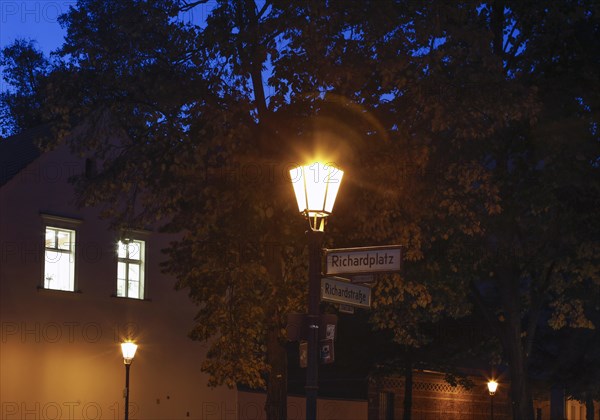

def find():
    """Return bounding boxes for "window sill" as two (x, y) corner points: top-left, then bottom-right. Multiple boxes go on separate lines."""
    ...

(110, 294), (152, 302)
(37, 286), (82, 294)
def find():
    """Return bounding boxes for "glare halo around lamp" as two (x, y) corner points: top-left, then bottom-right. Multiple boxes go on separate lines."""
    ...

(121, 342), (138, 420)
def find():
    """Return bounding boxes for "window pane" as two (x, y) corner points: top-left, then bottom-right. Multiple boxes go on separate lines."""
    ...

(118, 262), (126, 280)
(128, 242), (141, 260)
(45, 249), (60, 264)
(117, 241), (128, 258)
(128, 280), (139, 298)
(45, 251), (73, 291)
(45, 229), (56, 248)
(128, 265), (139, 282)
(117, 278), (126, 297)
(57, 230), (71, 250)
(44, 255), (57, 288)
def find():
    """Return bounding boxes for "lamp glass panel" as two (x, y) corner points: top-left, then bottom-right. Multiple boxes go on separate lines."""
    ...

(290, 166), (307, 212)
(290, 162), (343, 215)
(121, 342), (138, 359)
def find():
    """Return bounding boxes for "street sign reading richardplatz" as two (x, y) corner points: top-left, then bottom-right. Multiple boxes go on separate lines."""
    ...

(325, 245), (403, 275)
(321, 277), (372, 309)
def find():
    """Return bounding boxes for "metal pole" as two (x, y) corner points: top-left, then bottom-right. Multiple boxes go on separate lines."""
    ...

(306, 228), (323, 420)
(125, 363), (131, 420)
(490, 394), (494, 420)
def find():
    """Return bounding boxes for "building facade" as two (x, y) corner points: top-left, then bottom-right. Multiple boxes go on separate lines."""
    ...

(0, 133), (237, 419)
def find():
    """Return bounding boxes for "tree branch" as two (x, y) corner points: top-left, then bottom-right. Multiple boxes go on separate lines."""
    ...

(491, 0), (505, 57)
(243, 0), (268, 120)
(179, 0), (209, 13)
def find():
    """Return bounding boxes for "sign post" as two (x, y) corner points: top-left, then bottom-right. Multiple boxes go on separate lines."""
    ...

(290, 244), (403, 373)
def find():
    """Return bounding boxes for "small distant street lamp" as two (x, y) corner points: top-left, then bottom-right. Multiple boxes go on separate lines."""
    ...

(487, 380), (498, 420)
(290, 161), (344, 420)
(121, 342), (138, 420)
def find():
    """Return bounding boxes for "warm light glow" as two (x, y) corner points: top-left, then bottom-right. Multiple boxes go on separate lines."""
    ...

(290, 162), (344, 228)
(487, 380), (498, 395)
(121, 342), (138, 364)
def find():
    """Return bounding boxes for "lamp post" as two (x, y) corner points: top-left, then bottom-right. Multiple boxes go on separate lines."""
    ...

(290, 161), (343, 420)
(487, 380), (498, 420)
(121, 342), (138, 420)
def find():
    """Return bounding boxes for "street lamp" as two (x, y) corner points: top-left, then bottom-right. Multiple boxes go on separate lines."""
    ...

(487, 380), (498, 420)
(290, 161), (344, 420)
(121, 341), (138, 420)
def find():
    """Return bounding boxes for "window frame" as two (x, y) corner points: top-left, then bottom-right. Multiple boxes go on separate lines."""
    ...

(40, 214), (82, 292)
(116, 238), (146, 300)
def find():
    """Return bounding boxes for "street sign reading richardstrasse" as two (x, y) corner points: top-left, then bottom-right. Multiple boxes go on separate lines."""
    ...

(325, 245), (402, 275)
(321, 277), (372, 309)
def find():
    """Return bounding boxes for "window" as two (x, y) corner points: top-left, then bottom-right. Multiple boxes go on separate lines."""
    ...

(117, 239), (145, 299)
(44, 227), (76, 291)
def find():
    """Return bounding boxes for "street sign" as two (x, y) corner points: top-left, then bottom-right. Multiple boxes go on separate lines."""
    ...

(321, 277), (371, 309)
(325, 245), (402, 275)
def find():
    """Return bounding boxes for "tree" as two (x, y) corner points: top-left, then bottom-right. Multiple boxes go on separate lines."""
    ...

(385, 2), (600, 419)
(36, 1), (334, 418)
(0, 39), (50, 136)
(280, 2), (599, 419)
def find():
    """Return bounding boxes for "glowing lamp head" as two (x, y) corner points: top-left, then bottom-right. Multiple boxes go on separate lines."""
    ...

(121, 342), (138, 365)
(487, 380), (498, 395)
(289, 162), (343, 231)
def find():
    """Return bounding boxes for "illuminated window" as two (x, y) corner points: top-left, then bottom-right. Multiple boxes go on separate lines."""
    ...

(117, 239), (145, 299)
(44, 227), (76, 291)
